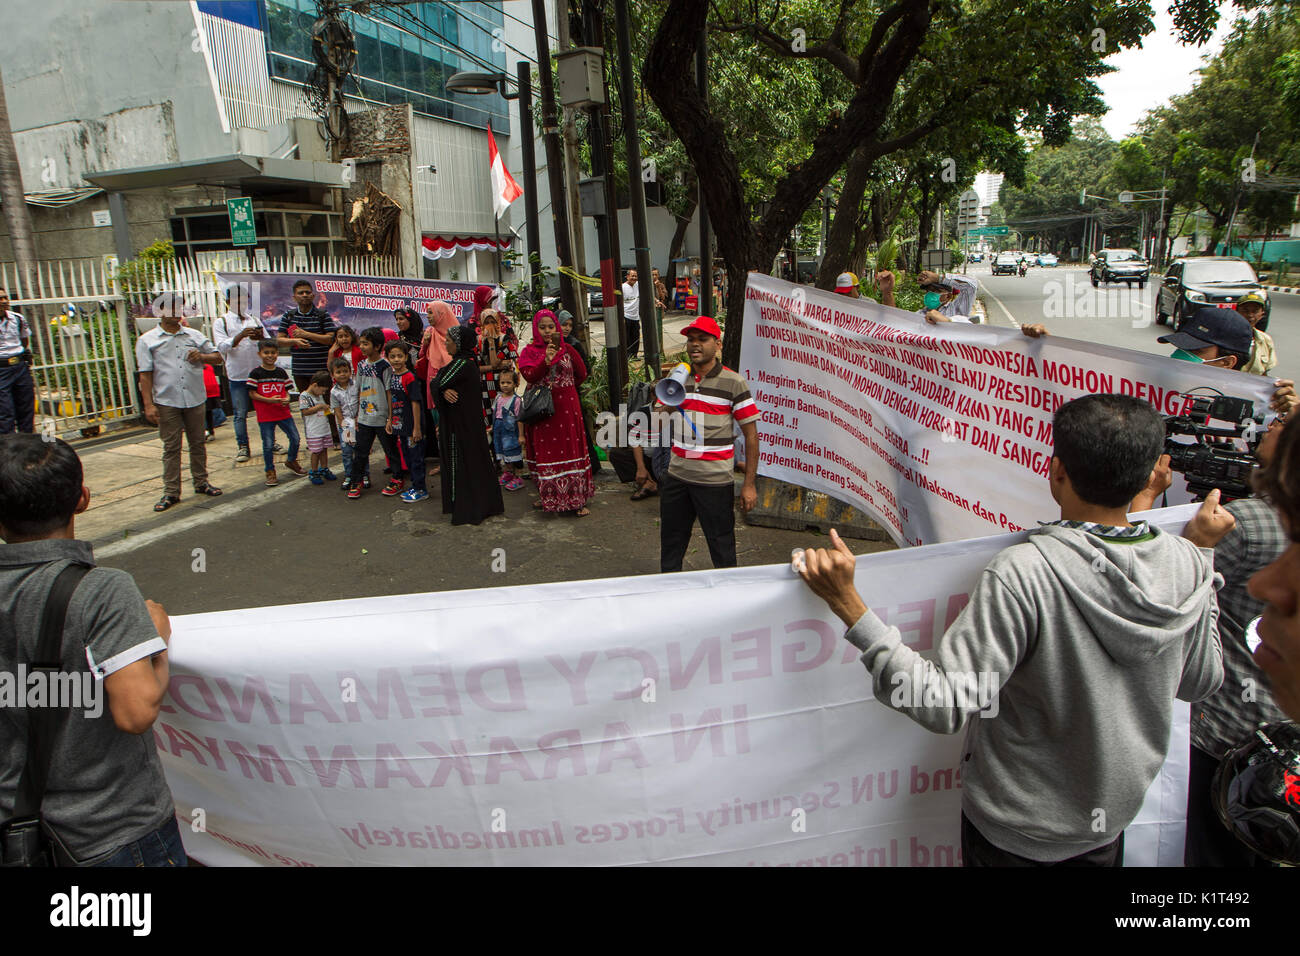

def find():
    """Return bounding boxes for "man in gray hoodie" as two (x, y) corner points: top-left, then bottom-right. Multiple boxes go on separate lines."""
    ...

(800, 393), (1232, 865)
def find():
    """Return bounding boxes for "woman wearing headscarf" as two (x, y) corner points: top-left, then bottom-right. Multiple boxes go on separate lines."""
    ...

(469, 284), (496, 334)
(394, 306), (424, 362)
(433, 325), (504, 525)
(418, 301), (460, 478)
(517, 309), (594, 516)
(477, 308), (520, 428)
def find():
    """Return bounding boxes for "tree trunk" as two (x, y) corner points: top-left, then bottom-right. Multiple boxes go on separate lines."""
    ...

(0, 66), (37, 294)
(914, 183), (934, 271)
(643, 0), (933, 370)
(815, 145), (873, 289)
(665, 193), (697, 291)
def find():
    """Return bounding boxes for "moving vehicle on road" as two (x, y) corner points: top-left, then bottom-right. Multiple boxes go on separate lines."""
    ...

(1037, 253), (1058, 267)
(1090, 248), (1150, 287)
(992, 251), (1021, 276)
(1155, 256), (1272, 331)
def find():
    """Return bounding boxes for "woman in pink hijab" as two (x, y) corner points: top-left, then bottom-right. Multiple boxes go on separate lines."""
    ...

(517, 309), (593, 516)
(417, 300), (460, 478)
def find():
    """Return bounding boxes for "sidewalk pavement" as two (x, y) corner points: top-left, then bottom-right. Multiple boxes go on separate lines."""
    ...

(72, 420), (302, 548)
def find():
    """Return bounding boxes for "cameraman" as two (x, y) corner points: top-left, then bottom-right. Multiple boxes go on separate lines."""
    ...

(1135, 417), (1292, 866)
(0, 290), (34, 434)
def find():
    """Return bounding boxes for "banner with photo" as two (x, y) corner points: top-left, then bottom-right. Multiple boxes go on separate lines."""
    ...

(158, 506), (1198, 867)
(739, 274), (1274, 547)
(215, 272), (495, 334)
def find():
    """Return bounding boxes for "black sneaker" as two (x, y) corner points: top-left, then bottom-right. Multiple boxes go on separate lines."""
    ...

(362, 475), (371, 489)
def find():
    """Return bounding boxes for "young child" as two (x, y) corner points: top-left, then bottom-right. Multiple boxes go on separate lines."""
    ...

(328, 324), (363, 374)
(347, 327), (402, 500)
(330, 357), (360, 491)
(492, 368), (525, 490)
(246, 339), (304, 485)
(299, 370), (335, 485)
(202, 363), (222, 441)
(385, 340), (428, 502)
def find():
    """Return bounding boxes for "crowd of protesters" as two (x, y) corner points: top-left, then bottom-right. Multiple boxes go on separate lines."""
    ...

(8, 261), (1300, 868)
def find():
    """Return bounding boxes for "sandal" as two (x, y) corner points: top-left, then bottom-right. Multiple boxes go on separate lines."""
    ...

(630, 482), (658, 501)
(574, 507), (591, 517)
(154, 495), (181, 512)
(194, 484), (223, 497)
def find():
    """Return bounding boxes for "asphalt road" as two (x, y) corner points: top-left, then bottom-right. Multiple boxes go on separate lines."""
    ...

(972, 264), (1300, 383)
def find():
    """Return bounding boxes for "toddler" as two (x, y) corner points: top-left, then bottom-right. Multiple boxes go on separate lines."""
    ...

(299, 369), (335, 484)
(492, 368), (525, 490)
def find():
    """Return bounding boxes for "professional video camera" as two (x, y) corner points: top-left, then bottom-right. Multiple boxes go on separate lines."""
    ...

(1164, 392), (1262, 500)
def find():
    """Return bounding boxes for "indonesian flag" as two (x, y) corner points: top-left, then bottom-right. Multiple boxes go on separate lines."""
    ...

(488, 122), (523, 219)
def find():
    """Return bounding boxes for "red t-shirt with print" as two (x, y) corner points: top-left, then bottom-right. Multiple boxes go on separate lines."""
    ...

(246, 365), (293, 422)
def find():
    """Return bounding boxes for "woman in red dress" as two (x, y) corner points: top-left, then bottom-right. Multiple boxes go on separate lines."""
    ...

(517, 309), (593, 516)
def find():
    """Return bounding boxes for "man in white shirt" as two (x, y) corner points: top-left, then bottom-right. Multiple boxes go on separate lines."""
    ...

(877, 269), (979, 323)
(622, 269), (642, 359)
(0, 289), (33, 434)
(212, 286), (270, 463)
(135, 294), (224, 511)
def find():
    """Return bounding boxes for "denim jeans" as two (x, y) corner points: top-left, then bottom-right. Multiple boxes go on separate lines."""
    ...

(91, 816), (187, 867)
(259, 418), (300, 471)
(340, 441), (355, 479)
(401, 434), (426, 492)
(229, 380), (252, 449)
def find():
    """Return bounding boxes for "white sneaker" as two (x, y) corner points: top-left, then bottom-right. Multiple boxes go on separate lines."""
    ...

(235, 446), (250, 463)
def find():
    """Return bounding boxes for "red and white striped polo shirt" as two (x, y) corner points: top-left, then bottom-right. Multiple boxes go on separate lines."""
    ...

(667, 361), (759, 486)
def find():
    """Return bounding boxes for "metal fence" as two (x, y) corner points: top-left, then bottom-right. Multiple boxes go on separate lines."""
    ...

(1, 253), (400, 440)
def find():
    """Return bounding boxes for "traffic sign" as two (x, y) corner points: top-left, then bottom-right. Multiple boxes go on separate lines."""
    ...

(966, 226), (1008, 236)
(227, 197), (257, 247)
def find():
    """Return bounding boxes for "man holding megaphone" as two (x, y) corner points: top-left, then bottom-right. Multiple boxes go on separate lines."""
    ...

(658, 317), (761, 573)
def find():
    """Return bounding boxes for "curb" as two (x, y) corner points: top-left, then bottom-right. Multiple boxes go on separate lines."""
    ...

(1262, 284), (1300, 295)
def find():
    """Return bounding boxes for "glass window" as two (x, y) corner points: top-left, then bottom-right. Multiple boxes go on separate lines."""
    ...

(186, 214), (231, 241)
(170, 218), (187, 242)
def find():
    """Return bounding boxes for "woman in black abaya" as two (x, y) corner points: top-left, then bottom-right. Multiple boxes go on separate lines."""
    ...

(434, 325), (504, 525)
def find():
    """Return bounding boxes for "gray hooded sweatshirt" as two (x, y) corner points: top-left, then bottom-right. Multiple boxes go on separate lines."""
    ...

(844, 523), (1223, 862)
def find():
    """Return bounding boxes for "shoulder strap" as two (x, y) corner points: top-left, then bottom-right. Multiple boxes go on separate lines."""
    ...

(10, 563), (92, 822)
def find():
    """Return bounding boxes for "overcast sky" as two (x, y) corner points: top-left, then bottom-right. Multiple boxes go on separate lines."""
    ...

(1094, 6), (1236, 140)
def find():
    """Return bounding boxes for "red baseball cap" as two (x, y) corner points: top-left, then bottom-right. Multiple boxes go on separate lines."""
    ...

(681, 316), (722, 339)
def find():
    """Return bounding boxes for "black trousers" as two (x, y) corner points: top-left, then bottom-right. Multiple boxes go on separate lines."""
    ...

(0, 362), (34, 433)
(960, 813), (1124, 867)
(350, 423), (402, 484)
(1184, 743), (1272, 866)
(660, 475), (736, 572)
(627, 319), (641, 359)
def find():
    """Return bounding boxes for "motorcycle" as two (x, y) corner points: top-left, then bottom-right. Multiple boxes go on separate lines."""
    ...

(1017, 260), (1028, 277)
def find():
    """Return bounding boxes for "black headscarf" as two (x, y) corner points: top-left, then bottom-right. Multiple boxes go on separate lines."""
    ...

(437, 325), (478, 389)
(395, 307), (424, 346)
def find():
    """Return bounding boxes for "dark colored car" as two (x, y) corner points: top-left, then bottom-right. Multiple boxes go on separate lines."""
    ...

(1155, 256), (1271, 331)
(1090, 248), (1150, 287)
(991, 253), (1018, 276)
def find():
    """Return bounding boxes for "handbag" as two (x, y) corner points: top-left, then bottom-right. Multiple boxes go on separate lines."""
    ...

(518, 383), (553, 424)
(0, 562), (91, 867)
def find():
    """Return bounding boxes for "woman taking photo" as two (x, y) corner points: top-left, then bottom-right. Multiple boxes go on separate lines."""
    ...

(433, 325), (504, 525)
(518, 309), (594, 517)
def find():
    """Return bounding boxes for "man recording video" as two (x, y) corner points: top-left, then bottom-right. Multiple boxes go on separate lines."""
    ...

(797, 394), (1231, 866)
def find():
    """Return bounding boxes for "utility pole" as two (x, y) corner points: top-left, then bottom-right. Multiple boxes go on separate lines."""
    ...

(531, 0), (580, 320)
(581, 0), (627, 407)
(555, 0), (588, 336)
(612, 0), (658, 373)
(517, 60), (542, 307)
(696, 27), (712, 318)
(0, 66), (37, 295)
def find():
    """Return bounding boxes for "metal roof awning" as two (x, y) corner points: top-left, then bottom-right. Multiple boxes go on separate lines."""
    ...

(83, 155), (347, 192)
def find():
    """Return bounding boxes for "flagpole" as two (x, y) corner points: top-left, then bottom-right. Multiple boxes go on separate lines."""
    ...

(494, 214), (503, 286)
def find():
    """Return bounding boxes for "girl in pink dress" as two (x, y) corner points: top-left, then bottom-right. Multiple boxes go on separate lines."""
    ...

(517, 309), (594, 516)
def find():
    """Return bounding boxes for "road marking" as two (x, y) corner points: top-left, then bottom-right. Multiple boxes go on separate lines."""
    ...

(979, 282), (1018, 326)
(95, 478), (314, 559)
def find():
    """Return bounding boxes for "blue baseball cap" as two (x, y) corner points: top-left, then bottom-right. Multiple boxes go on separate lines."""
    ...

(1158, 307), (1253, 356)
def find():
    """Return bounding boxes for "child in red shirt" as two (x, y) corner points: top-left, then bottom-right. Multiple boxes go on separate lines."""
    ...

(246, 340), (304, 484)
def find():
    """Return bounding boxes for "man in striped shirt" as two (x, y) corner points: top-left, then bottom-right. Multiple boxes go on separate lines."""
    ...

(660, 316), (760, 572)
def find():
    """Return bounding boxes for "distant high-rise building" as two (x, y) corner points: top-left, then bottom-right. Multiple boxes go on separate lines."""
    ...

(974, 172), (1005, 208)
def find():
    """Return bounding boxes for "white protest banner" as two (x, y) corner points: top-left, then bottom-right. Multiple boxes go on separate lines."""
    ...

(739, 274), (1273, 546)
(158, 507), (1198, 867)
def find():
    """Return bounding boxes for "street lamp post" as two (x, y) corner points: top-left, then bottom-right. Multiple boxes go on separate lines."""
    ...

(447, 68), (543, 308)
